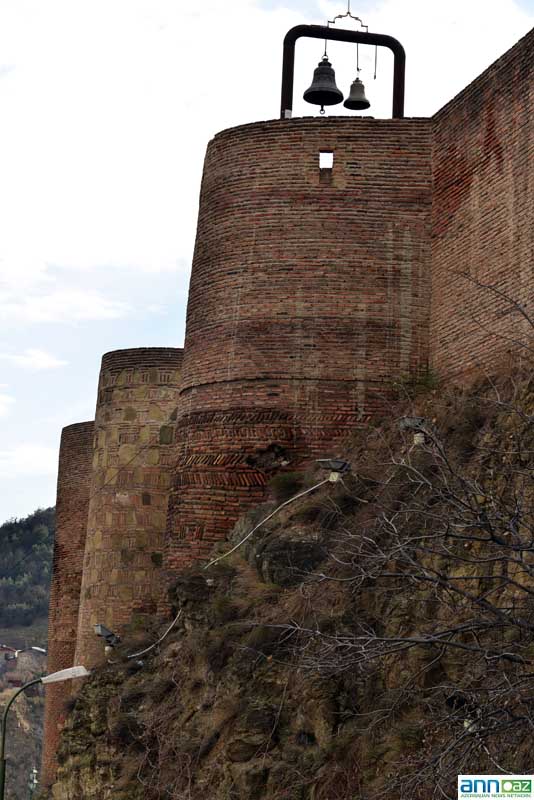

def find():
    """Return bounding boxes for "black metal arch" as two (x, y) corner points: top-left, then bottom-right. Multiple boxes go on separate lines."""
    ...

(280, 24), (406, 120)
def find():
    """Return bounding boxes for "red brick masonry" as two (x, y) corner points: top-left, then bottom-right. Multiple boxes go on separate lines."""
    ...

(430, 26), (534, 377)
(41, 421), (94, 787)
(165, 117), (433, 569)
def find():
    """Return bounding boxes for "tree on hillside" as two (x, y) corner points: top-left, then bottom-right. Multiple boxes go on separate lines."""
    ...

(0, 507), (55, 627)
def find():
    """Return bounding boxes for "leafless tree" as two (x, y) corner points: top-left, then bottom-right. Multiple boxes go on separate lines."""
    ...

(282, 361), (534, 799)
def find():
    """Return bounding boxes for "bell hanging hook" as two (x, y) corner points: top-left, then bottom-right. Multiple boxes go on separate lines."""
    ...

(324, 0), (369, 62)
(326, 3), (369, 32)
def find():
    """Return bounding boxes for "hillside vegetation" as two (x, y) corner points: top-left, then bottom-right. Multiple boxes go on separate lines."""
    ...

(48, 367), (534, 800)
(0, 507), (54, 628)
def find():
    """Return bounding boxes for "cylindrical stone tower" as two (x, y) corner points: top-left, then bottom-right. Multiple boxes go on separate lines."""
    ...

(165, 117), (433, 569)
(75, 348), (183, 667)
(41, 421), (94, 787)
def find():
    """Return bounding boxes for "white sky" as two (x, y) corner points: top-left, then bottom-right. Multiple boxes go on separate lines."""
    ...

(1, 0), (534, 522)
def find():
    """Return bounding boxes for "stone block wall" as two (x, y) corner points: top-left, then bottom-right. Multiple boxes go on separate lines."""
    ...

(41, 421), (94, 787)
(74, 348), (183, 668)
(165, 116), (433, 569)
(430, 26), (534, 379)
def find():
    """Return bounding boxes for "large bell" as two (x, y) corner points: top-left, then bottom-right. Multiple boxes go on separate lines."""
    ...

(303, 56), (344, 110)
(343, 77), (371, 111)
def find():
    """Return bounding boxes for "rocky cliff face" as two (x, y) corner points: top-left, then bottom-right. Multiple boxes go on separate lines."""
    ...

(45, 368), (534, 800)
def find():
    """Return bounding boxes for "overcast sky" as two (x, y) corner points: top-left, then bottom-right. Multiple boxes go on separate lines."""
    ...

(1, 0), (534, 523)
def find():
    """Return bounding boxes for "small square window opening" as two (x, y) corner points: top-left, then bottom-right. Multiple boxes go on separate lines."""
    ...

(319, 151), (334, 170)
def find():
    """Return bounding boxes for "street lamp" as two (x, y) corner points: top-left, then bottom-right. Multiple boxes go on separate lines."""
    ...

(0, 666), (90, 800)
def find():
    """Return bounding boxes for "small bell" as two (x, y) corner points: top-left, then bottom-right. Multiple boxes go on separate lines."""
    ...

(343, 77), (371, 111)
(303, 56), (344, 112)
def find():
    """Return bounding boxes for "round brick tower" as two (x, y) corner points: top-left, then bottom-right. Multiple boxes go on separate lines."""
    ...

(165, 116), (433, 569)
(75, 348), (183, 667)
(42, 421), (94, 787)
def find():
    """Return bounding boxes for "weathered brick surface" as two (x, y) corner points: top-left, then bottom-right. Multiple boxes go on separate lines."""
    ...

(166, 117), (433, 568)
(74, 348), (183, 668)
(430, 26), (534, 379)
(42, 421), (94, 787)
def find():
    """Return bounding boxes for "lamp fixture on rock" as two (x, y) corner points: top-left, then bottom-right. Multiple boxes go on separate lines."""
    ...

(94, 623), (121, 647)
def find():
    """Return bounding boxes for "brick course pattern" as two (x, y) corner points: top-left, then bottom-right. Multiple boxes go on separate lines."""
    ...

(430, 27), (534, 379)
(166, 117), (433, 568)
(41, 421), (94, 787)
(74, 348), (183, 668)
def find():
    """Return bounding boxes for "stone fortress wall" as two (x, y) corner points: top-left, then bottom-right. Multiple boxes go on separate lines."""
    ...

(42, 24), (534, 785)
(74, 348), (184, 669)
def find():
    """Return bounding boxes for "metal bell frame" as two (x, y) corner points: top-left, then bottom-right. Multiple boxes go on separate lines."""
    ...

(304, 8), (374, 115)
(280, 25), (405, 120)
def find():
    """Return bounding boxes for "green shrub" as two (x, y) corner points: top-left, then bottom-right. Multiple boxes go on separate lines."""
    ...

(392, 367), (440, 399)
(211, 594), (238, 623)
(244, 624), (283, 656)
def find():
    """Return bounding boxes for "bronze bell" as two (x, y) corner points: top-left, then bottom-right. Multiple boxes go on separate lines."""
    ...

(303, 56), (344, 111)
(343, 77), (370, 111)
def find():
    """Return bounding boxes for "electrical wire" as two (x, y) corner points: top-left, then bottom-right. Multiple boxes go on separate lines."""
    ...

(203, 476), (332, 570)
(126, 610), (182, 660)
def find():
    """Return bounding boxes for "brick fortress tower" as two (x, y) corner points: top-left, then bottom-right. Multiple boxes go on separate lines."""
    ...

(164, 116), (432, 569)
(74, 348), (183, 668)
(41, 422), (94, 786)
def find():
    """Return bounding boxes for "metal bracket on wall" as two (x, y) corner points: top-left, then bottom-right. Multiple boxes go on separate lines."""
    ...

(280, 24), (406, 120)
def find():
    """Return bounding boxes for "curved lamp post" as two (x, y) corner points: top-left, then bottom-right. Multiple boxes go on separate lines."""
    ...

(0, 666), (90, 799)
